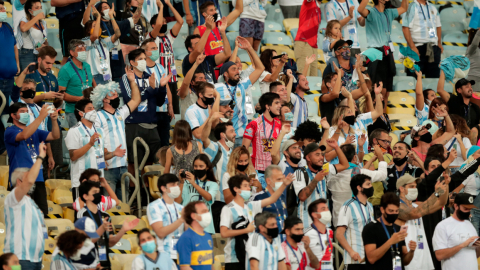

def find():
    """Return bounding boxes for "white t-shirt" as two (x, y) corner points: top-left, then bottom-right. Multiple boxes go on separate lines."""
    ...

(433, 216), (479, 270)
(233, 0), (268, 22)
(17, 17), (47, 49)
(445, 137), (472, 166)
(259, 71), (274, 94)
(462, 173), (480, 196)
(82, 37), (115, 77)
(404, 203), (434, 270)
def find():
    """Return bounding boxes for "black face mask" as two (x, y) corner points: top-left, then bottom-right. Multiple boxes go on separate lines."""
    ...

(383, 213), (399, 224)
(355, 111), (360, 117)
(266, 227), (279, 239)
(237, 163), (248, 172)
(288, 155), (301, 165)
(92, 193), (102, 205)
(130, 6), (137, 12)
(420, 132), (433, 143)
(228, 79), (239, 86)
(194, 169), (207, 179)
(109, 97), (120, 109)
(22, 89), (36, 99)
(212, 12), (219, 21)
(393, 156), (408, 166)
(311, 163), (323, 172)
(456, 209), (471, 220)
(202, 97), (215, 106)
(343, 115), (356, 125)
(290, 233), (304, 243)
(159, 24), (168, 34)
(362, 187), (374, 198)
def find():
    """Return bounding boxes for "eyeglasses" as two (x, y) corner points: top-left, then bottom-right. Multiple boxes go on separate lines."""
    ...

(0, 8), (6, 11)
(377, 139), (391, 145)
(341, 46), (352, 50)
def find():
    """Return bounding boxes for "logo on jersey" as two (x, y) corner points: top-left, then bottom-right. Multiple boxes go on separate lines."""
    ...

(261, 138), (274, 152)
(209, 40), (223, 50)
(245, 128), (254, 138)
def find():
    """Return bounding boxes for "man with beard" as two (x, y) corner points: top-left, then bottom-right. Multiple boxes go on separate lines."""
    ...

(336, 174), (375, 270)
(433, 193), (480, 270)
(437, 70), (480, 128)
(291, 74), (309, 128)
(385, 141), (424, 192)
(395, 174), (449, 270)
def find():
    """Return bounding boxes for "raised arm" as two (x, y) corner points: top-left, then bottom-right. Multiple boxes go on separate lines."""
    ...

(431, 109), (454, 145)
(226, 0), (243, 26)
(414, 70), (424, 110)
(260, 173), (295, 208)
(189, 16), (214, 64)
(397, 0), (409, 16)
(437, 70), (450, 102)
(370, 82), (384, 121)
(262, 54), (287, 83)
(271, 124), (290, 165)
(109, 5), (122, 43)
(285, 69), (294, 103)
(15, 105), (50, 142)
(357, 0), (370, 18)
(15, 143), (45, 201)
(398, 178), (448, 220)
(320, 62), (342, 103)
(20, 11), (45, 32)
(83, 0), (96, 26)
(51, 0), (82, 7)
(178, 54), (205, 99)
(298, 170), (328, 202)
(302, 54), (316, 76)
(214, 17), (232, 65)
(201, 111), (223, 149)
(89, 9), (101, 43)
(237, 37), (265, 84)
(165, 0), (184, 36)
(150, 0), (165, 39)
(125, 67), (142, 111)
(327, 139), (350, 172)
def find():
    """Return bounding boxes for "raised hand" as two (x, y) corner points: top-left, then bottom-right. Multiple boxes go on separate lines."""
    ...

(39, 142), (47, 158)
(302, 235), (310, 246)
(283, 173), (295, 186)
(306, 54), (316, 65)
(92, 7), (100, 19)
(39, 104), (51, 119)
(185, 171), (195, 184)
(341, 87), (351, 98)
(108, 3), (115, 18)
(332, 61), (341, 74)
(447, 148), (458, 162)
(196, 53), (206, 65)
(414, 70), (422, 79)
(320, 117), (330, 130)
(374, 82), (383, 95)
(186, 14), (194, 27)
(286, 68), (294, 78)
(373, 144), (383, 157)
(89, 133), (100, 146)
(205, 15), (215, 30)
(121, 218), (140, 232)
(314, 169), (328, 181)
(125, 66), (135, 82)
(326, 138), (339, 149)
(23, 63), (35, 75)
(349, 6), (355, 18)
(160, 73), (172, 86)
(218, 17), (228, 32)
(49, 109), (59, 120)
(280, 53), (289, 64)
(343, 134), (355, 145)
(237, 36), (252, 50)
(281, 123), (291, 134)
(358, 133), (366, 147)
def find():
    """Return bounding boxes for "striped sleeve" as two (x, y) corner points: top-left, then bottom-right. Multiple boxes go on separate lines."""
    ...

(100, 195), (115, 212)
(51, 258), (69, 270)
(203, 142), (219, 162)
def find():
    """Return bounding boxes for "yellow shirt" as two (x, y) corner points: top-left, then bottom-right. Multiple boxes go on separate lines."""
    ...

(363, 152), (393, 206)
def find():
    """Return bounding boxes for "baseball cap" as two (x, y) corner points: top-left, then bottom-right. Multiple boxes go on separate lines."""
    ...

(303, 143), (326, 156)
(75, 217), (100, 238)
(455, 78), (475, 90)
(454, 193), (477, 209)
(219, 61), (236, 77)
(281, 139), (300, 153)
(332, 40), (353, 52)
(396, 174), (420, 189)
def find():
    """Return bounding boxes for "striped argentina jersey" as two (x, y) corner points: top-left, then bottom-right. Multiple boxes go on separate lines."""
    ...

(290, 93), (308, 128)
(82, 37), (114, 77)
(337, 197), (374, 265)
(141, 0), (158, 22)
(145, 63), (168, 112)
(215, 78), (252, 138)
(147, 198), (185, 259)
(245, 232), (286, 270)
(203, 141), (232, 202)
(185, 103), (209, 140)
(149, 30), (177, 83)
(415, 103), (429, 125)
(4, 190), (45, 262)
(220, 200), (262, 263)
(292, 164), (337, 225)
(95, 105), (130, 169)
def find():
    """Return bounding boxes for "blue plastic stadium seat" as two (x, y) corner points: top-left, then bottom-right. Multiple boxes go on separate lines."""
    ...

(306, 76), (323, 91)
(265, 4), (285, 28)
(440, 6), (467, 23)
(443, 32), (469, 50)
(262, 32), (292, 47)
(264, 20), (284, 32)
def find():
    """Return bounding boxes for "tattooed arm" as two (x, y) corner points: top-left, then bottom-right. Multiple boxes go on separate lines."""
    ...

(398, 180), (448, 221)
(298, 171), (327, 202)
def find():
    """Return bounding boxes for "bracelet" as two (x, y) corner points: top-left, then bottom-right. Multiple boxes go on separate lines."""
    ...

(358, 150), (364, 153)
(37, 156), (45, 162)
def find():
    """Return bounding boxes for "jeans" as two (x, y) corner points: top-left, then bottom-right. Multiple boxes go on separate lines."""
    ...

(31, 181), (48, 218)
(66, 112), (77, 128)
(93, 74), (109, 86)
(0, 78), (14, 153)
(234, 137), (243, 149)
(472, 206), (480, 236)
(156, 112), (171, 148)
(19, 260), (42, 270)
(103, 166), (129, 202)
(19, 48), (36, 72)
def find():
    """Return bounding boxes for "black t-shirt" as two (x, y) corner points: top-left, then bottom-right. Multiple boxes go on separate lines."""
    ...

(447, 93), (480, 128)
(319, 96), (341, 125)
(118, 11), (148, 46)
(362, 221), (406, 270)
(386, 163), (423, 192)
(367, 114), (392, 137)
(182, 54), (217, 83)
(82, 208), (111, 266)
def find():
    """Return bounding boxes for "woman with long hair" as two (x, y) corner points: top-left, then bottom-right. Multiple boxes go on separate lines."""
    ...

(17, 0), (47, 71)
(51, 230), (88, 270)
(467, 28), (480, 93)
(258, 49), (288, 94)
(222, 146), (260, 204)
(427, 98), (449, 128)
(180, 153), (218, 234)
(164, 120), (203, 175)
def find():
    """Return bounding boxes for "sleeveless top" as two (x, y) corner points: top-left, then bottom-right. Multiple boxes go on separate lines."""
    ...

(170, 141), (200, 174)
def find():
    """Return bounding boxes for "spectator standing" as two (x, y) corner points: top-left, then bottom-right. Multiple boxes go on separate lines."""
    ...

(148, 0), (184, 114)
(357, 0), (408, 102)
(177, 201), (214, 270)
(433, 193), (480, 270)
(294, 0), (321, 77)
(234, 0), (266, 51)
(178, 55), (206, 120)
(147, 174), (185, 262)
(131, 228), (178, 270)
(4, 143), (47, 270)
(402, 0), (442, 78)
(5, 102), (60, 215)
(92, 73), (141, 201)
(12, 0), (26, 35)
(467, 28), (480, 92)
(58, 39), (96, 128)
(290, 74), (309, 128)
(119, 0), (150, 51)
(385, 142), (423, 193)
(258, 50), (288, 94)
(325, 0), (366, 56)
(278, 0), (302, 19)
(281, 216), (320, 270)
(72, 169), (120, 212)
(16, 0), (47, 71)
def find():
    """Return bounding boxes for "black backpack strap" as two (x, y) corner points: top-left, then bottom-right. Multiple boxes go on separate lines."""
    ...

(211, 147), (223, 167)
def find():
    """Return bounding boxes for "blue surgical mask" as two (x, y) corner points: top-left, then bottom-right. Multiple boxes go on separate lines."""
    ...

(284, 112), (294, 122)
(0, 12), (7, 22)
(76, 51), (87, 62)
(18, 112), (30, 125)
(240, 190), (251, 201)
(141, 240), (156, 254)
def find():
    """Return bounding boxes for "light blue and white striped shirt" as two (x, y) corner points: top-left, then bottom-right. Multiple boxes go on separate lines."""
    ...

(203, 141), (232, 202)
(145, 63), (168, 112)
(4, 189), (45, 262)
(402, 0), (441, 46)
(416, 103), (429, 125)
(185, 103), (209, 140)
(337, 197), (374, 265)
(325, 0), (362, 48)
(82, 37), (115, 78)
(147, 198), (184, 259)
(245, 232), (286, 270)
(290, 93), (308, 129)
(95, 105), (130, 169)
(215, 78), (252, 138)
(141, 0), (158, 22)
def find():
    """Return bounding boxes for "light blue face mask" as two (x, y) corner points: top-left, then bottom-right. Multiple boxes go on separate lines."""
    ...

(31, 9), (43, 17)
(149, 50), (160, 62)
(141, 240), (156, 254)
(284, 112), (294, 122)
(240, 190), (251, 201)
(0, 12), (7, 22)
(76, 51), (87, 62)
(18, 112), (30, 125)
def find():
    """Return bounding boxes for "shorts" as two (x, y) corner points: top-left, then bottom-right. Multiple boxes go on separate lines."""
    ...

(125, 123), (161, 164)
(59, 14), (85, 57)
(366, 47), (396, 92)
(239, 18), (265, 40)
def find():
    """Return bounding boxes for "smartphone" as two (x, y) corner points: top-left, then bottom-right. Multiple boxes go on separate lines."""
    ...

(400, 225), (408, 233)
(468, 237), (480, 247)
(322, 163), (330, 173)
(180, 171), (186, 179)
(28, 63), (38, 73)
(438, 176), (445, 182)
(59, 90), (66, 94)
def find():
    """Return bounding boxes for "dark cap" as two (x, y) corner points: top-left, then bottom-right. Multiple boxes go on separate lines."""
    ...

(333, 40), (353, 52)
(220, 61), (236, 77)
(303, 143), (326, 156)
(280, 216), (303, 234)
(454, 193), (477, 209)
(455, 78), (475, 90)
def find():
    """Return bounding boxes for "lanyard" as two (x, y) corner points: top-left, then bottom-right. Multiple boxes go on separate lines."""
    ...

(34, 21), (46, 39)
(380, 216), (398, 251)
(135, 75), (147, 92)
(86, 207), (103, 229)
(286, 241), (303, 269)
(69, 59), (89, 86)
(262, 115), (275, 141)
(354, 197), (370, 225)
(312, 224), (332, 251)
(418, 2), (430, 21)
(375, 7), (390, 35)
(399, 199), (421, 225)
(101, 21), (112, 36)
(335, 0), (349, 16)
(447, 137), (457, 151)
(81, 122), (100, 144)
(395, 164), (407, 179)
(162, 199), (179, 224)
(267, 191), (287, 226)
(195, 179), (207, 200)
(95, 40), (107, 60)
(225, 83), (237, 105)
(37, 71), (52, 93)
(211, 28), (220, 42)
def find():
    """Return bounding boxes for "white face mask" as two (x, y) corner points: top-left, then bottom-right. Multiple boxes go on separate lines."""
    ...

(223, 133), (234, 148)
(318, 211), (332, 225)
(436, 116), (444, 120)
(196, 213), (212, 228)
(272, 182), (283, 191)
(405, 188), (418, 201)
(136, 60), (147, 72)
(70, 248), (82, 260)
(83, 110), (97, 123)
(103, 9), (110, 20)
(167, 186), (181, 199)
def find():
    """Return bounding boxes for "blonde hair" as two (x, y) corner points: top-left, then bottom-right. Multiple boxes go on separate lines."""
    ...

(226, 146), (255, 176)
(331, 106), (354, 132)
